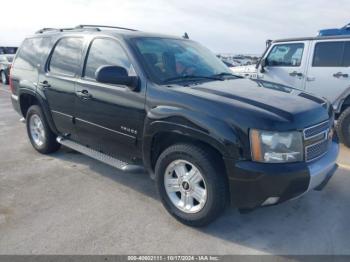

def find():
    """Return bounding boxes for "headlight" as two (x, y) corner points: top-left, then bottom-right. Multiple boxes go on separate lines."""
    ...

(250, 129), (303, 163)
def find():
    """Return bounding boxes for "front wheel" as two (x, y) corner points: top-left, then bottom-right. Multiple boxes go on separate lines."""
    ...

(155, 144), (228, 227)
(26, 105), (61, 154)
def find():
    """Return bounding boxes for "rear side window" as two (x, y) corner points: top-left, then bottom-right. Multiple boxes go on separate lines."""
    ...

(342, 42), (350, 67)
(83, 38), (132, 79)
(14, 38), (51, 70)
(49, 38), (83, 76)
(312, 42), (344, 67)
(266, 43), (304, 67)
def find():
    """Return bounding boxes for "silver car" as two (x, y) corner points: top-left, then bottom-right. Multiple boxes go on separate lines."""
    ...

(0, 54), (14, 85)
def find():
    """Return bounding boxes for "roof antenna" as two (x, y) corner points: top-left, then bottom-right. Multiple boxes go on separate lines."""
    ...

(183, 32), (189, 39)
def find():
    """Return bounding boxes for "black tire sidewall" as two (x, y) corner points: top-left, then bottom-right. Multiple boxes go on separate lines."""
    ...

(337, 107), (350, 147)
(26, 105), (54, 153)
(155, 144), (227, 226)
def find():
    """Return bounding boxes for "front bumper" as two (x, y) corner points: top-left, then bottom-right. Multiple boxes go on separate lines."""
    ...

(225, 141), (339, 209)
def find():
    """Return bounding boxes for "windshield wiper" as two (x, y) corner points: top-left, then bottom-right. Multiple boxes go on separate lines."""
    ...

(211, 72), (241, 78)
(162, 75), (222, 84)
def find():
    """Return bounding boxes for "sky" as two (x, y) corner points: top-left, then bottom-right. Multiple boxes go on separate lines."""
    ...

(1, 0), (349, 54)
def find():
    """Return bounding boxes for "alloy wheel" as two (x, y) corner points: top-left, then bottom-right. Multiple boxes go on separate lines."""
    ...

(164, 160), (207, 213)
(29, 114), (46, 147)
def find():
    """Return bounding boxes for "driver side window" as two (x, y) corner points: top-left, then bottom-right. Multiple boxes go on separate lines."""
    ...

(83, 38), (133, 80)
(266, 43), (304, 67)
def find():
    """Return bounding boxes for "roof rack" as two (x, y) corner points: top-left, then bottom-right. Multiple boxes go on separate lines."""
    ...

(35, 25), (138, 34)
(75, 25), (138, 31)
(35, 28), (61, 34)
(35, 27), (93, 34)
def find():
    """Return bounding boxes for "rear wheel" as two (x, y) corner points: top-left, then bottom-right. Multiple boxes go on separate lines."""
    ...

(1, 71), (8, 85)
(336, 107), (350, 147)
(26, 105), (61, 154)
(155, 143), (228, 227)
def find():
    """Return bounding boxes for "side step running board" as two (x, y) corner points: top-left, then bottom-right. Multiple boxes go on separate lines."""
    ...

(57, 136), (143, 173)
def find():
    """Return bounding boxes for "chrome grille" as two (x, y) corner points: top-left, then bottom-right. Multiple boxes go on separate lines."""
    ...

(303, 120), (329, 139)
(305, 139), (329, 161)
(303, 120), (330, 162)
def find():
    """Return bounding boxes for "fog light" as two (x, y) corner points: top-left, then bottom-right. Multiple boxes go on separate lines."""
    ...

(262, 197), (280, 206)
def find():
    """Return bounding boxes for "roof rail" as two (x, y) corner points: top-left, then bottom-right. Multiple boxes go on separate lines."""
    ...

(35, 27), (99, 34)
(35, 28), (60, 34)
(75, 24), (138, 31)
(35, 25), (138, 34)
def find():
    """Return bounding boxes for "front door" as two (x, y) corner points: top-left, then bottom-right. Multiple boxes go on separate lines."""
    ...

(74, 37), (145, 162)
(260, 41), (309, 90)
(39, 37), (84, 136)
(304, 40), (350, 106)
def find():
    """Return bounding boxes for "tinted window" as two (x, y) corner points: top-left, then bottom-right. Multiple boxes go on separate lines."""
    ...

(266, 43), (304, 67)
(14, 38), (51, 70)
(312, 42), (344, 67)
(131, 37), (231, 84)
(49, 38), (83, 76)
(84, 38), (132, 79)
(342, 42), (350, 67)
(0, 47), (17, 54)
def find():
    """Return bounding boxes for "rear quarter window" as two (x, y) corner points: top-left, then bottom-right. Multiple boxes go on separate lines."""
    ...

(48, 37), (84, 76)
(14, 37), (52, 70)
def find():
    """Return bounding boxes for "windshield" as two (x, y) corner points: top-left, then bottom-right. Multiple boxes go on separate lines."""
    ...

(131, 37), (232, 84)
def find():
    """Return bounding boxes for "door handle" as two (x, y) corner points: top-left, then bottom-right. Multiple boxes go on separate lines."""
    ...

(306, 76), (316, 81)
(38, 81), (51, 88)
(289, 71), (303, 77)
(333, 72), (349, 78)
(76, 89), (92, 99)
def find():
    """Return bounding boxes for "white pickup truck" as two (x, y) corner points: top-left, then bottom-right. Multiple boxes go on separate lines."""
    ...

(231, 35), (350, 147)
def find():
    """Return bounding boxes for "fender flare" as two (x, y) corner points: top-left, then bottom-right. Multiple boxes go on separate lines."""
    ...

(333, 86), (350, 114)
(18, 88), (59, 134)
(142, 105), (243, 174)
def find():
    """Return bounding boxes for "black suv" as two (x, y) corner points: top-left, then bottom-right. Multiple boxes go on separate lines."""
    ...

(10, 25), (339, 226)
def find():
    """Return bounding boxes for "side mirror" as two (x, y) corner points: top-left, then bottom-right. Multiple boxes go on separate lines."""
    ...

(260, 58), (267, 73)
(95, 65), (139, 91)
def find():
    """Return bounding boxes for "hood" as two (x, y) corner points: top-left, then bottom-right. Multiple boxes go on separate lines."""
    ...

(173, 78), (331, 131)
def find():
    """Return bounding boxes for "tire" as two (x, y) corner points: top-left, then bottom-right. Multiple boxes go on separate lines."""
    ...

(155, 143), (228, 227)
(1, 71), (8, 85)
(26, 105), (61, 154)
(336, 107), (350, 147)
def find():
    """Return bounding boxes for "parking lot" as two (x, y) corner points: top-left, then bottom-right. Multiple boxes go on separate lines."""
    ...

(0, 83), (349, 255)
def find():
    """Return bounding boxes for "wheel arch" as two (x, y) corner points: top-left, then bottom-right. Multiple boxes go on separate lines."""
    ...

(150, 131), (225, 172)
(142, 118), (244, 179)
(340, 95), (350, 113)
(334, 86), (350, 116)
(19, 89), (58, 134)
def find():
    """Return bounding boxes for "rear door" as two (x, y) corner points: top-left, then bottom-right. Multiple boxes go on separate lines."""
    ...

(261, 41), (309, 89)
(38, 37), (84, 137)
(304, 40), (350, 106)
